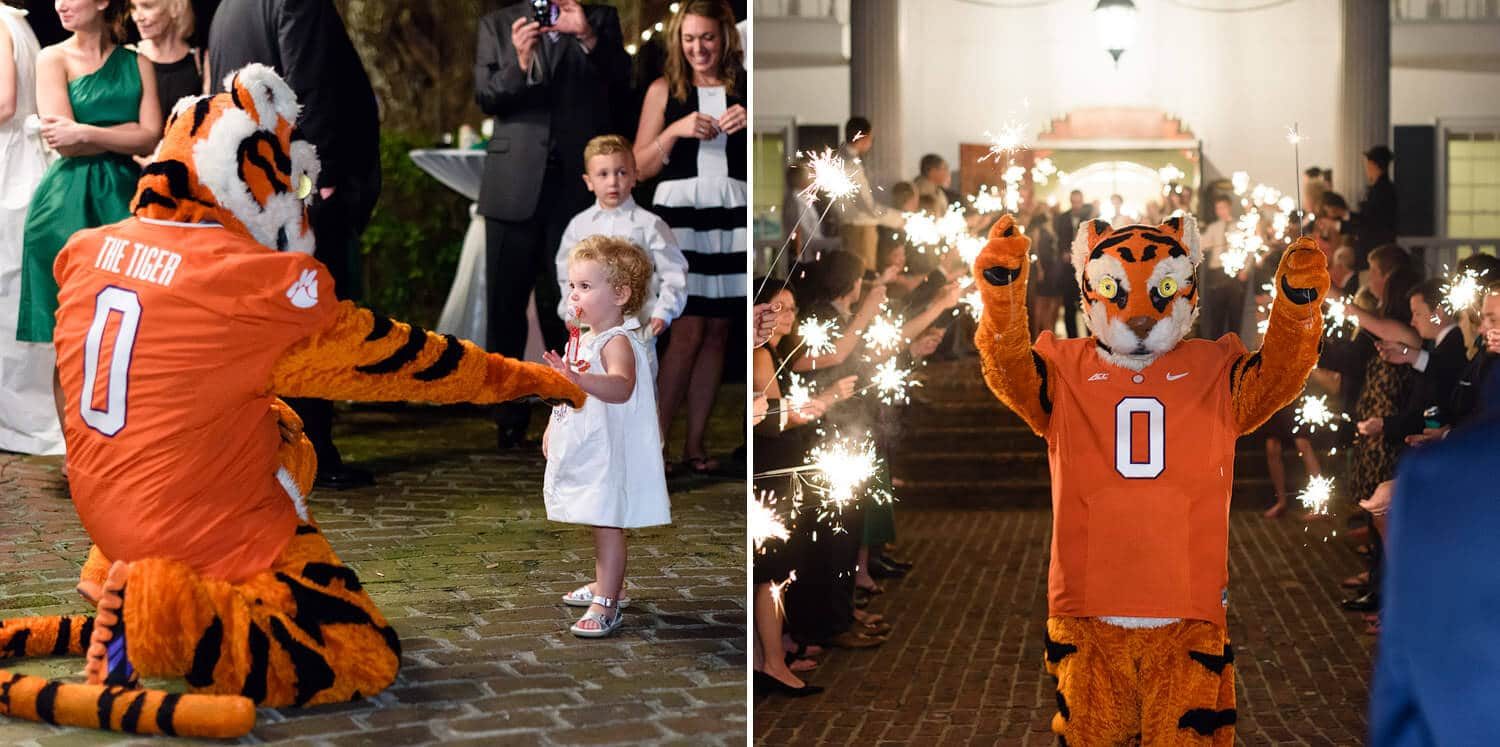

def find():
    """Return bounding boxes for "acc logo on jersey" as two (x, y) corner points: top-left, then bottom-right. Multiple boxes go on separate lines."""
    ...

(287, 268), (320, 309)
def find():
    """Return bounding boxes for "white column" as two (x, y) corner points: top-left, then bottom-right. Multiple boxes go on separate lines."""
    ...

(1336, 0), (1390, 199)
(850, 0), (902, 191)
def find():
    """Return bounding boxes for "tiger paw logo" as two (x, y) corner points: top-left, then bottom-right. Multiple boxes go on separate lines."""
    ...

(286, 269), (319, 309)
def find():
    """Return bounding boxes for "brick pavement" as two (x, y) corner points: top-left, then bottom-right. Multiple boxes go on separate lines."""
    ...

(0, 394), (747, 746)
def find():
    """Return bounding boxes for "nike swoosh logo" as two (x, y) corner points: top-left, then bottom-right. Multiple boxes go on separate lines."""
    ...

(1166, 372), (1189, 381)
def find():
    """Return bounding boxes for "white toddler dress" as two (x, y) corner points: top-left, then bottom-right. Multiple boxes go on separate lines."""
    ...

(544, 318), (671, 528)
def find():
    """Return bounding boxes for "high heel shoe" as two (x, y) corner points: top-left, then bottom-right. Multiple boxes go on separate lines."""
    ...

(754, 670), (823, 697)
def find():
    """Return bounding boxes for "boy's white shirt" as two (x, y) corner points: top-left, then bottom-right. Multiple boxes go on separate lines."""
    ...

(556, 196), (689, 329)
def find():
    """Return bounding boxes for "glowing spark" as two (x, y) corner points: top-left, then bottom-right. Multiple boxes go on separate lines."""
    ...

(785, 373), (814, 412)
(1031, 158), (1057, 185)
(971, 185), (1004, 214)
(1158, 164), (1185, 183)
(1298, 475), (1335, 515)
(797, 316), (840, 358)
(862, 307), (905, 355)
(1285, 125), (1303, 146)
(1231, 171), (1250, 195)
(1292, 395), (1346, 434)
(938, 204), (971, 247)
(769, 571), (796, 619)
(800, 148), (858, 202)
(979, 122), (1028, 163)
(751, 493), (790, 551)
(903, 211), (942, 251)
(961, 290), (984, 321)
(806, 433), (885, 511)
(1442, 267), (1489, 315)
(1324, 296), (1359, 337)
(869, 357), (920, 405)
(957, 235), (985, 266)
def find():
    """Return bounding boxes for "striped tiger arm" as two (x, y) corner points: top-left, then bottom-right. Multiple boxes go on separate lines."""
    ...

(972, 214), (1055, 436)
(1231, 238), (1329, 434)
(0, 616), (255, 738)
(270, 302), (586, 408)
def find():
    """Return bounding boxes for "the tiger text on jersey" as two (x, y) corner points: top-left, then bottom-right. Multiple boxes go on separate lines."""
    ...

(93, 235), (184, 288)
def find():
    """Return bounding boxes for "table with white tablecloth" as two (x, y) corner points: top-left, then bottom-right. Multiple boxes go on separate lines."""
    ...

(408, 148), (548, 363)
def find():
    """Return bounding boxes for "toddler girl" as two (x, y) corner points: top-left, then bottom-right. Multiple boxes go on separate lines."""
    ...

(543, 235), (671, 638)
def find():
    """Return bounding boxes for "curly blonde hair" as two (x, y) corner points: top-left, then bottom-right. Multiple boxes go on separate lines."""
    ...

(568, 235), (653, 317)
(663, 0), (742, 102)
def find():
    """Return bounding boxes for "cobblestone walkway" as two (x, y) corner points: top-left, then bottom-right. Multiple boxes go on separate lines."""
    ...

(0, 396), (747, 746)
(753, 507), (1375, 745)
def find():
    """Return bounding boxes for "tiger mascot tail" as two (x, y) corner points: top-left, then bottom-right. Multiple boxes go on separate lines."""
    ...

(1, 64), (585, 739)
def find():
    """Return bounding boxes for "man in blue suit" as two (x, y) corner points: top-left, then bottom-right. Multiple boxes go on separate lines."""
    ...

(1369, 369), (1500, 745)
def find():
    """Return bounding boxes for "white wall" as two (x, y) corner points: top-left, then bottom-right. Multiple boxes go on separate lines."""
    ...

(893, 0), (1341, 197)
(754, 65), (851, 133)
(1392, 68), (1500, 124)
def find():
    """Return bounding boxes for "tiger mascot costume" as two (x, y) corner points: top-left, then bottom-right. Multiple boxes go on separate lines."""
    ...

(0, 64), (585, 738)
(971, 211), (1328, 744)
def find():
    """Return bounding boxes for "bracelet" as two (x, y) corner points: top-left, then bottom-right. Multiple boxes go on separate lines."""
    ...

(655, 137), (669, 165)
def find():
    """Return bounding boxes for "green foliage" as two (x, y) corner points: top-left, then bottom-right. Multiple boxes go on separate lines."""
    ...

(360, 132), (471, 327)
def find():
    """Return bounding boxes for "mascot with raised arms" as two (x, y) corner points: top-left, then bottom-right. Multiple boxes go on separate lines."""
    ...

(0, 64), (585, 738)
(971, 208), (1328, 744)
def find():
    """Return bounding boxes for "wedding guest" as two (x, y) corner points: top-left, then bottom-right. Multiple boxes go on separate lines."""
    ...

(633, 0), (745, 475)
(129, 0), (199, 126)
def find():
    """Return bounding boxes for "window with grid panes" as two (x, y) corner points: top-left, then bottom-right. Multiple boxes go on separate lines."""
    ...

(1447, 131), (1500, 238)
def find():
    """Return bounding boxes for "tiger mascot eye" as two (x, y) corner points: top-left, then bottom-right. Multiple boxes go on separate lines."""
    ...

(0, 64), (585, 738)
(972, 211), (1328, 745)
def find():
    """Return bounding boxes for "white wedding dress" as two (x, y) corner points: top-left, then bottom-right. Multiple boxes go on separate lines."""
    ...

(0, 7), (63, 455)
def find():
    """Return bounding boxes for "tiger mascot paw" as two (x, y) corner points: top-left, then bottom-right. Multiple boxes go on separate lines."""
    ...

(1275, 236), (1331, 306)
(974, 213), (1031, 289)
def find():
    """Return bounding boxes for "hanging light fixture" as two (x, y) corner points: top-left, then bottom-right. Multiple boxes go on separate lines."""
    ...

(1093, 0), (1138, 69)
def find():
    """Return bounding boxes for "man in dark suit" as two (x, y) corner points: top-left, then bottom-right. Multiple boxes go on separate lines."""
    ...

(1368, 394), (1500, 744)
(1365, 279), (1470, 442)
(1353, 145), (1397, 274)
(1052, 189), (1091, 338)
(474, 0), (630, 448)
(208, 0), (382, 489)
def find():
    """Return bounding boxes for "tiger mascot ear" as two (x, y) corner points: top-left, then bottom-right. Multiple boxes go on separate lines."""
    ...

(1070, 218), (1116, 283)
(1156, 214), (1203, 267)
(132, 63), (321, 255)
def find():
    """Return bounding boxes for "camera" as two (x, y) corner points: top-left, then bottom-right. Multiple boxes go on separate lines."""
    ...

(531, 0), (550, 26)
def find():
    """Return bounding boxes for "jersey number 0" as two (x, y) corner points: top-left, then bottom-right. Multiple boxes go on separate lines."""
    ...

(79, 287), (142, 437)
(1115, 397), (1165, 479)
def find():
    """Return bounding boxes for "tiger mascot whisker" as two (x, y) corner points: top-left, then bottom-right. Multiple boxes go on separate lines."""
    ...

(972, 209), (1328, 744)
(0, 64), (586, 739)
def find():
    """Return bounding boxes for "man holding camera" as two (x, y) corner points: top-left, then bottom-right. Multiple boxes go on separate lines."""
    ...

(474, 0), (630, 449)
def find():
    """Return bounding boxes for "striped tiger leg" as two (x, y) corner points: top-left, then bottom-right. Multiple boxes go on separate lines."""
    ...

(1044, 617), (1141, 746)
(122, 523), (400, 709)
(1138, 621), (1236, 745)
(0, 615), (254, 738)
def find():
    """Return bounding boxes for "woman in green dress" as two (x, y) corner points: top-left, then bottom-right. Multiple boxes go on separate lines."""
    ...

(17, 0), (160, 346)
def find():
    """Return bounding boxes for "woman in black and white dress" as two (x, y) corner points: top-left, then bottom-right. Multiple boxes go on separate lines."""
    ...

(633, 0), (745, 474)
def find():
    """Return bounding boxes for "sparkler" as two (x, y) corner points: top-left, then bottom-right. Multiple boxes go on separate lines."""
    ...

(979, 122), (1028, 164)
(1441, 267), (1489, 316)
(902, 211), (943, 252)
(866, 357), (920, 405)
(804, 432), (884, 511)
(971, 185), (1004, 214)
(800, 147), (858, 202)
(1292, 394), (1347, 434)
(862, 306), (905, 355)
(956, 236), (985, 266)
(1323, 296), (1359, 338)
(751, 492), (790, 552)
(1231, 171), (1250, 196)
(1297, 475), (1335, 515)
(960, 290), (984, 321)
(796, 316), (840, 359)
(784, 372), (814, 412)
(1286, 124), (1304, 235)
(769, 571), (796, 620)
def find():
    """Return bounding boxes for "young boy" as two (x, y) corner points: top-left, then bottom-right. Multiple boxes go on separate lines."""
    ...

(556, 135), (688, 376)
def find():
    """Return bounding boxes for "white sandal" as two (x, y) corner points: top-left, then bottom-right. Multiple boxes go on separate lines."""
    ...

(562, 584), (630, 608)
(570, 596), (623, 638)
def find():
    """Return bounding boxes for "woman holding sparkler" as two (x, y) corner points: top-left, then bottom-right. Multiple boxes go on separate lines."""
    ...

(633, 0), (746, 477)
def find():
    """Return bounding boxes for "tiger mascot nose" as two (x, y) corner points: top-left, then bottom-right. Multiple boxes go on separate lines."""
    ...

(1127, 316), (1155, 339)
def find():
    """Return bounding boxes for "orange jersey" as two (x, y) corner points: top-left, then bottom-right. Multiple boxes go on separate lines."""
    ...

(53, 217), (338, 583)
(1032, 331), (1247, 626)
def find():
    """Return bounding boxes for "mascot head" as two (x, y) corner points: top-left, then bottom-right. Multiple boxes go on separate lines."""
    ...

(131, 64), (320, 254)
(1071, 215), (1202, 371)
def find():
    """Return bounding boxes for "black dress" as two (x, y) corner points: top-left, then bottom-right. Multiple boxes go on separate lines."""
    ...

(150, 50), (202, 117)
(649, 81), (747, 318)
